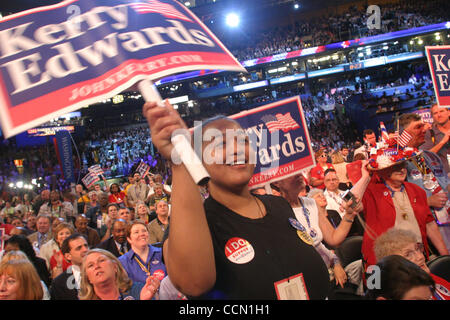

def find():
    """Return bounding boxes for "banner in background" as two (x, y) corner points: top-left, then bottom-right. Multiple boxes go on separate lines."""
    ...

(0, 0), (246, 138)
(229, 96), (315, 189)
(27, 126), (75, 137)
(88, 164), (104, 176)
(425, 45), (450, 107)
(54, 130), (75, 183)
(413, 108), (433, 124)
(136, 161), (151, 177)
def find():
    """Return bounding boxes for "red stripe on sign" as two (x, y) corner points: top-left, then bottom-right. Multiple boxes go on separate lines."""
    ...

(397, 130), (412, 147)
(5, 51), (239, 127)
(285, 50), (303, 59)
(436, 96), (450, 107)
(248, 156), (315, 187)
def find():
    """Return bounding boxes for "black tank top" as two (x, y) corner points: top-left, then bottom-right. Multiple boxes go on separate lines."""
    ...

(196, 194), (330, 299)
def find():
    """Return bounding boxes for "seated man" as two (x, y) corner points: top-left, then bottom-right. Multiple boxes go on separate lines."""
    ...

(50, 234), (89, 300)
(28, 215), (52, 251)
(38, 190), (73, 221)
(147, 200), (169, 245)
(147, 184), (170, 212)
(74, 215), (100, 248)
(353, 129), (377, 160)
(96, 219), (130, 257)
(422, 104), (450, 174)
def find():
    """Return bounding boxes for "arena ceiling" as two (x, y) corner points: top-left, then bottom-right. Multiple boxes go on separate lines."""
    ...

(0, 0), (360, 14)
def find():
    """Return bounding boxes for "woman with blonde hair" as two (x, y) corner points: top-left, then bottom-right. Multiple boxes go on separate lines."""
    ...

(135, 201), (155, 225)
(0, 254), (44, 300)
(79, 248), (159, 300)
(39, 222), (74, 279)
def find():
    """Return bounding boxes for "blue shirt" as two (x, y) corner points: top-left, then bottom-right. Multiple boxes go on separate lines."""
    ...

(118, 245), (166, 284)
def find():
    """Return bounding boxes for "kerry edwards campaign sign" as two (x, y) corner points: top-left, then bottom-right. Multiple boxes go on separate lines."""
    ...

(229, 96), (315, 189)
(426, 46), (450, 107)
(0, 0), (245, 138)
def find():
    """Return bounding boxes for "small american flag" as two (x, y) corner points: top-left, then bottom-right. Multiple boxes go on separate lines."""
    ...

(261, 113), (300, 133)
(136, 161), (150, 177)
(397, 130), (413, 147)
(82, 172), (100, 188)
(379, 122), (389, 143)
(88, 164), (104, 176)
(130, 0), (193, 22)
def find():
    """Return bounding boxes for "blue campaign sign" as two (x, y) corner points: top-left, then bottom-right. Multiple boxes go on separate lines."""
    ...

(0, 0), (245, 138)
(230, 96), (315, 188)
(426, 45), (450, 107)
(55, 130), (75, 183)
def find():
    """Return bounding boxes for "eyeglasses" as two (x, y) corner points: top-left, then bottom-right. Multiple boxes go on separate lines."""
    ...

(391, 163), (407, 172)
(402, 243), (424, 260)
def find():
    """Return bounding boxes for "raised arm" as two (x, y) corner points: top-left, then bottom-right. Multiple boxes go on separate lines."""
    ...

(143, 100), (215, 297)
(350, 160), (371, 202)
(319, 198), (361, 247)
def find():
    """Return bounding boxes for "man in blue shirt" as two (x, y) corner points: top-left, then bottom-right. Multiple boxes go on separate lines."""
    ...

(399, 113), (450, 253)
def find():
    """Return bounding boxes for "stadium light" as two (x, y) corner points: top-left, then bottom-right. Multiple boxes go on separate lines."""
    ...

(16, 181), (23, 189)
(226, 13), (240, 28)
(184, 1), (191, 6)
(294, 3), (300, 10)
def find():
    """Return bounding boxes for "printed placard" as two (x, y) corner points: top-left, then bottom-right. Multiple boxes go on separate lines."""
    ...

(0, 0), (246, 138)
(274, 273), (309, 300)
(425, 46), (450, 107)
(230, 96), (315, 189)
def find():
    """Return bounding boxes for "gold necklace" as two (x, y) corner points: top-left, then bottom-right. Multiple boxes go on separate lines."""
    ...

(253, 196), (265, 218)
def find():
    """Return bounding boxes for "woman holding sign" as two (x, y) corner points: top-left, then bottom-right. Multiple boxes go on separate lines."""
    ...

(143, 101), (330, 299)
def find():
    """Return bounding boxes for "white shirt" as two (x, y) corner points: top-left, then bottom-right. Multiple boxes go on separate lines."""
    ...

(71, 265), (81, 290)
(293, 197), (323, 246)
(293, 197), (338, 268)
(353, 145), (368, 159)
(324, 189), (346, 218)
(38, 239), (59, 270)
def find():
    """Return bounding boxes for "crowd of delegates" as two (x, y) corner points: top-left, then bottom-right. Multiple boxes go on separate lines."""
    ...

(0, 101), (449, 300)
(0, 169), (181, 300)
(80, 125), (169, 178)
(0, 60), (437, 202)
(225, 0), (448, 62)
(134, 99), (449, 300)
(0, 83), (356, 191)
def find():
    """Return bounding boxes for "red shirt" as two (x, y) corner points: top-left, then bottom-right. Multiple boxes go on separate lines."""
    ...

(310, 163), (334, 189)
(50, 250), (72, 272)
(362, 181), (435, 267)
(431, 273), (450, 300)
(108, 191), (126, 205)
(0, 223), (15, 235)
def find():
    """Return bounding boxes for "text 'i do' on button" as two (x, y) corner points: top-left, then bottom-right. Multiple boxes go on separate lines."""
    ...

(225, 237), (255, 264)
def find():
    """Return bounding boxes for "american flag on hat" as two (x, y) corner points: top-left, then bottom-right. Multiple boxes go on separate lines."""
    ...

(379, 122), (390, 143)
(130, 0), (193, 22)
(396, 130), (413, 147)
